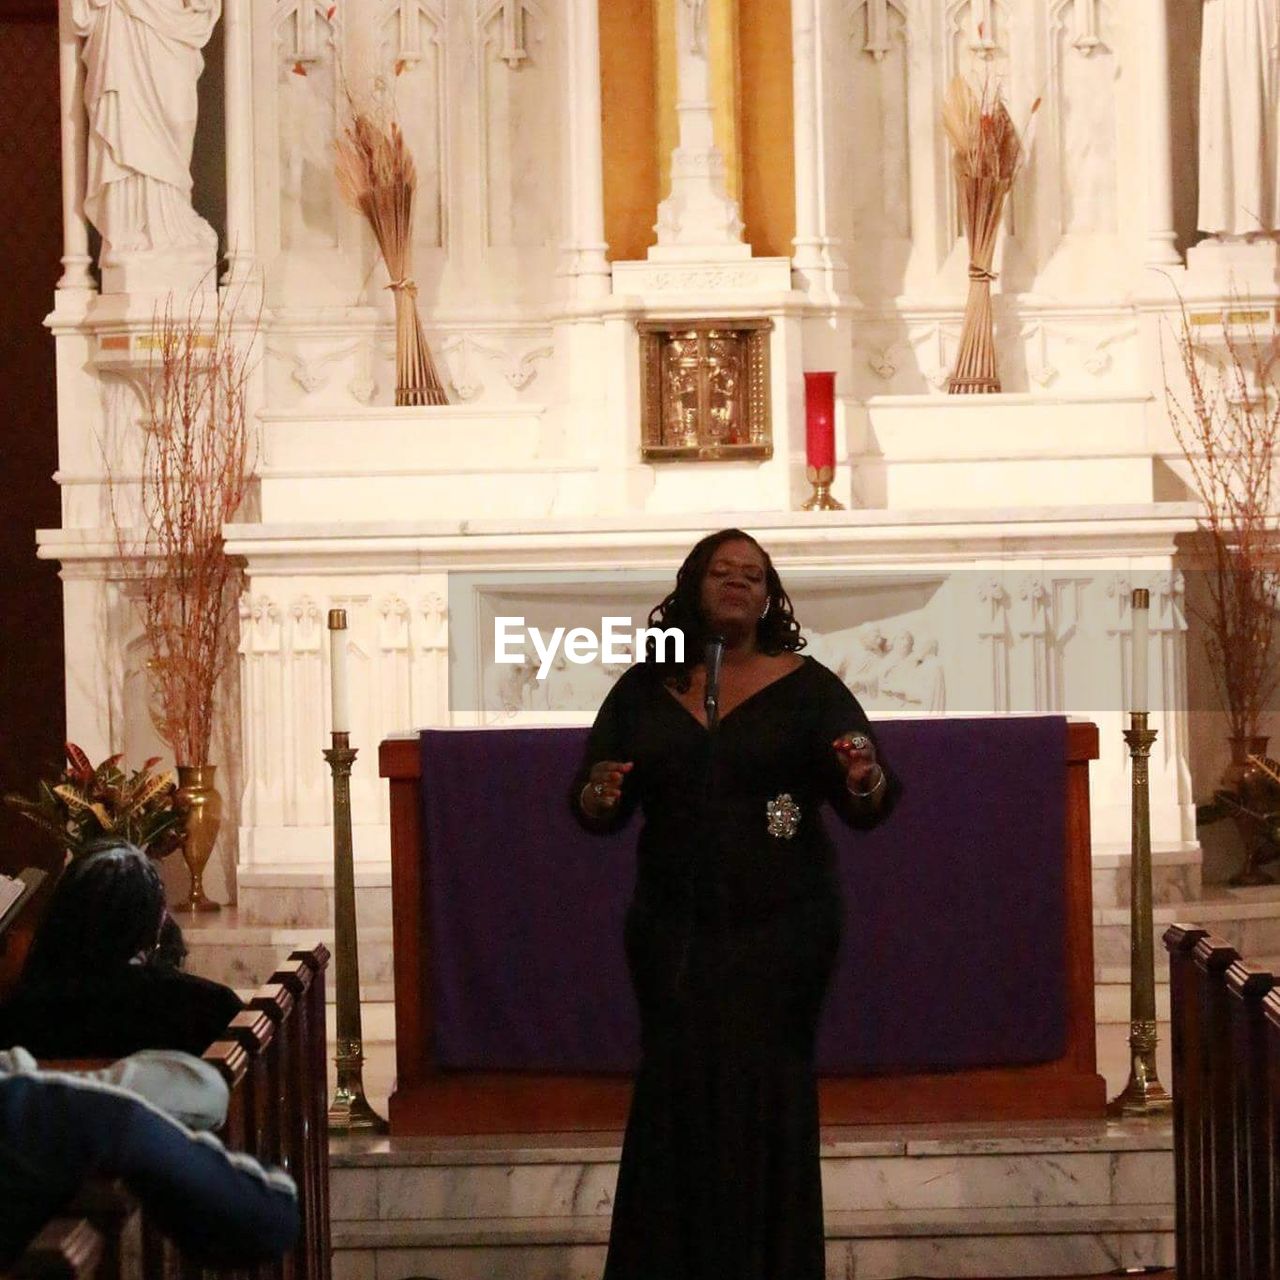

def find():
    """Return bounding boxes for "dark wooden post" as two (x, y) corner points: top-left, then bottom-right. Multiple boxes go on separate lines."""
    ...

(9, 1219), (104, 1280)
(287, 946), (332, 1280)
(1164, 923), (1208, 1280)
(1265, 990), (1280, 1280)
(1225, 961), (1274, 1280)
(1193, 934), (1240, 1280)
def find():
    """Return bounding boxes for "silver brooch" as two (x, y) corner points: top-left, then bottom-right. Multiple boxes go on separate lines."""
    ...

(766, 793), (801, 840)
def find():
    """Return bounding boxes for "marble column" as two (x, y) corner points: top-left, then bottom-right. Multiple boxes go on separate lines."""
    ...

(56, 0), (94, 292)
(222, 0), (258, 287)
(1142, 0), (1182, 265)
(561, 0), (611, 302)
(789, 0), (847, 298)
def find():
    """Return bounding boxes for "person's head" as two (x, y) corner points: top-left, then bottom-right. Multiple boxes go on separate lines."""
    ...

(646, 529), (804, 686)
(21, 839), (167, 987)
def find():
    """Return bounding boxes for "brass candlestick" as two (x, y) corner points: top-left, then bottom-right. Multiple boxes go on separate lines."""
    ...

(324, 612), (387, 1133)
(802, 464), (844, 511)
(1108, 708), (1172, 1116)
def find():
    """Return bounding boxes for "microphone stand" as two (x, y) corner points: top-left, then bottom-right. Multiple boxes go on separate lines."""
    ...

(704, 635), (724, 734)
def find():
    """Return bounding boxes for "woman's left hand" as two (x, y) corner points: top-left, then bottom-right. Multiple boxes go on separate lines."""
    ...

(833, 732), (881, 791)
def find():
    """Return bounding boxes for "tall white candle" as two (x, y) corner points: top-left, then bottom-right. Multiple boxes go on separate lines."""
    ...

(328, 608), (350, 734)
(1131, 588), (1149, 714)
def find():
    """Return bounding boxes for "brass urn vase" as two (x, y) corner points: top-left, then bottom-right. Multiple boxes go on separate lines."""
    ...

(1223, 735), (1274, 886)
(175, 764), (222, 912)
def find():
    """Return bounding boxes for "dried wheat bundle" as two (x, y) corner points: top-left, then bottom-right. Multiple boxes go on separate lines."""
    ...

(942, 76), (1036, 395)
(335, 99), (447, 407)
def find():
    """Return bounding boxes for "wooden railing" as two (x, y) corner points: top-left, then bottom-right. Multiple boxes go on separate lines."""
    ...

(1164, 924), (1278, 1280)
(4, 946), (332, 1280)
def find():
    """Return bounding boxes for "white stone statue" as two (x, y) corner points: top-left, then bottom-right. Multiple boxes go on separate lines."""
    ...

(1198, 0), (1280, 237)
(73, 0), (221, 281)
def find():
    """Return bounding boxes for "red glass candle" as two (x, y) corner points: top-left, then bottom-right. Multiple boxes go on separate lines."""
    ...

(804, 371), (836, 470)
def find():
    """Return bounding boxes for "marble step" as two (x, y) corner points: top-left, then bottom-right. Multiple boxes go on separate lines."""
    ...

(181, 914), (393, 1002)
(331, 1211), (1174, 1280)
(328, 1122), (1173, 1280)
(1089, 844), (1201, 910)
(1093, 886), (1280, 971)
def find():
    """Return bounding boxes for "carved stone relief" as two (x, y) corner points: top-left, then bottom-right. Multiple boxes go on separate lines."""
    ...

(478, 0), (557, 249)
(380, 1), (447, 250)
(274, 1), (341, 252)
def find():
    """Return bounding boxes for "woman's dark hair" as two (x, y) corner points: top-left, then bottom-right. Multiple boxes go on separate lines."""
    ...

(21, 839), (167, 986)
(645, 528), (804, 690)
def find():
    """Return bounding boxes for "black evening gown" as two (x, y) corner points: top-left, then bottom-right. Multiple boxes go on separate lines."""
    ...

(574, 654), (900, 1280)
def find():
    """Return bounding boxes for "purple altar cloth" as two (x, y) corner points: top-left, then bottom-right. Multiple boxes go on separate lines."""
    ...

(420, 716), (1067, 1075)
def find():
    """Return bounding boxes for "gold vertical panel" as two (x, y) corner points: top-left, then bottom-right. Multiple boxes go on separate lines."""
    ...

(600, 0), (795, 261)
(708, 0), (741, 207)
(600, 0), (659, 261)
(655, 0), (677, 208)
(655, 0), (740, 207)
(738, 0), (795, 258)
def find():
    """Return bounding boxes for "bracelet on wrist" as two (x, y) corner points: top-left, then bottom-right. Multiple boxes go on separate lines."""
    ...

(847, 764), (886, 799)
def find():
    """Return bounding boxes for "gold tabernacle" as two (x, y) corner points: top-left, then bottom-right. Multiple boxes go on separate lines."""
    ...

(638, 318), (773, 461)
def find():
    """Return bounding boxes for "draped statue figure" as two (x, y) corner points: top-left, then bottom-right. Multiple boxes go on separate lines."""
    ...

(1198, 0), (1280, 237)
(72, 0), (221, 275)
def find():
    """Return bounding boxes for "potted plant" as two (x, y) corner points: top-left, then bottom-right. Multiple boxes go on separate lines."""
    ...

(1166, 301), (1280, 884)
(109, 290), (257, 911)
(5, 743), (187, 861)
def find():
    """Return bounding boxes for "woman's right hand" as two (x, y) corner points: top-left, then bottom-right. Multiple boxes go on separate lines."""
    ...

(581, 760), (633, 815)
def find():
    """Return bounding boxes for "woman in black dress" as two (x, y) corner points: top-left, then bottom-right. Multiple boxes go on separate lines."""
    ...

(575, 528), (900, 1280)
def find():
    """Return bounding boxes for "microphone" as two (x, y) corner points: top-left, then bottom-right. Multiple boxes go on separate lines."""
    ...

(704, 634), (725, 732)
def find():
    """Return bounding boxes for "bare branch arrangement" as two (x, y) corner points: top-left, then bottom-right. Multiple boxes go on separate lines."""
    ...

(335, 88), (448, 407)
(1166, 302), (1280, 740)
(942, 75), (1037, 395)
(112, 293), (257, 766)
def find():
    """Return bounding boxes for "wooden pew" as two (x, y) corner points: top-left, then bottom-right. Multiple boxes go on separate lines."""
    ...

(1266, 988), (1280, 1280)
(3, 946), (331, 1280)
(1163, 922), (1207, 1280)
(6, 1221), (104, 1280)
(1225, 959), (1274, 1280)
(1164, 926), (1280, 1280)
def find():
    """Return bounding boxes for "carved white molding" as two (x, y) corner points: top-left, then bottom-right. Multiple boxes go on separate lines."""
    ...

(949, 0), (1002, 60)
(977, 577), (1012, 713)
(479, 0), (540, 68)
(438, 332), (555, 400)
(1065, 0), (1104, 55)
(847, 0), (909, 61)
(1019, 321), (1136, 388)
(382, 0), (447, 251)
(269, 341), (363, 395)
(278, 0), (336, 64)
(419, 593), (449, 652)
(1011, 575), (1083, 713)
(388, 0), (445, 65)
(270, 0), (341, 255)
(378, 594), (412, 653)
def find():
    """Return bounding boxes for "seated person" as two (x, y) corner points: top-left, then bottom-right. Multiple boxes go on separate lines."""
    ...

(0, 1044), (297, 1268)
(0, 840), (243, 1059)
